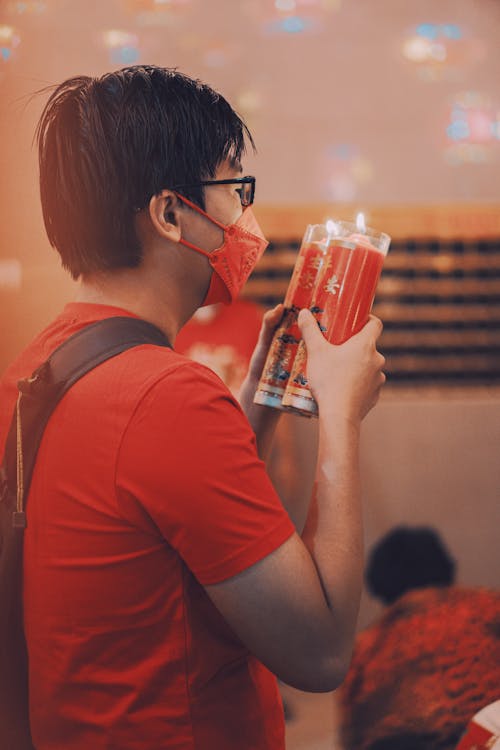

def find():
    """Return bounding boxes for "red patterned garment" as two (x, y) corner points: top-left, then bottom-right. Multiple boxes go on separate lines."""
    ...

(337, 587), (500, 750)
(175, 300), (263, 395)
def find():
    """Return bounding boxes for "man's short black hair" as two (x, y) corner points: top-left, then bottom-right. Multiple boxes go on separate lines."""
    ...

(366, 525), (456, 605)
(36, 65), (254, 279)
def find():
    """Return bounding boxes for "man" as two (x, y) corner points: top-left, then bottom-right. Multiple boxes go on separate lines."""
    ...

(0, 65), (385, 749)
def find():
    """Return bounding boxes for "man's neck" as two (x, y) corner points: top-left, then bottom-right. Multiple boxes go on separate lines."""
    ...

(75, 267), (196, 346)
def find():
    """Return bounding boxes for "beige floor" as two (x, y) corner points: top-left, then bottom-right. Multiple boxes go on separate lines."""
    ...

(280, 683), (342, 750)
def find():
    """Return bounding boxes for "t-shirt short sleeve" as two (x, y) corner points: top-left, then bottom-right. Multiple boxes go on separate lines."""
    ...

(115, 361), (295, 585)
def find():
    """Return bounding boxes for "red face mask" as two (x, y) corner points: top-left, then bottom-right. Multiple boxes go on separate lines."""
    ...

(175, 193), (269, 306)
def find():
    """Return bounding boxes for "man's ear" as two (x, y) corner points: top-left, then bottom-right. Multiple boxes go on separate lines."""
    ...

(148, 190), (182, 242)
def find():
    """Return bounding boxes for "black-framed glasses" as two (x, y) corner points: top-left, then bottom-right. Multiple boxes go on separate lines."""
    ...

(171, 176), (256, 207)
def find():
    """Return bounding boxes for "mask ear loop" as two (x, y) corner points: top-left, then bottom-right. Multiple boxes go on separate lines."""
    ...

(177, 237), (211, 257)
(174, 193), (228, 230)
(174, 192), (228, 257)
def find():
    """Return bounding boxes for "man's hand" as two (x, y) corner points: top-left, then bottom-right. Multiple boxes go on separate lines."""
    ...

(243, 303), (284, 385)
(238, 304), (284, 460)
(298, 310), (386, 426)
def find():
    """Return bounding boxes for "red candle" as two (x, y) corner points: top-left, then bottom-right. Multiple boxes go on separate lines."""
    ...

(282, 227), (388, 416)
(254, 238), (327, 410)
(323, 236), (385, 345)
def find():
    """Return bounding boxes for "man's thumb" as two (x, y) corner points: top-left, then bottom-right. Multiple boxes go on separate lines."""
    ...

(298, 309), (322, 350)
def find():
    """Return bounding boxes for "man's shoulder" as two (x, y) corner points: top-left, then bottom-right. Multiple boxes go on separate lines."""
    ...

(88, 345), (240, 425)
(115, 344), (231, 391)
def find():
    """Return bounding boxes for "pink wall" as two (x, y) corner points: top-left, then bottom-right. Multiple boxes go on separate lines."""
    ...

(0, 3), (498, 612)
(2, 0), (500, 363)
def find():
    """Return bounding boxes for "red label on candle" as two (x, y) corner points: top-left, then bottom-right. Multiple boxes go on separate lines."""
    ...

(285, 242), (327, 309)
(283, 240), (385, 412)
(254, 241), (326, 405)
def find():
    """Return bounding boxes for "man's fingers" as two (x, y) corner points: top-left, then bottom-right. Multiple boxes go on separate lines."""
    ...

(262, 303), (284, 328)
(258, 304), (284, 347)
(247, 304), (285, 379)
(298, 309), (324, 351)
(366, 315), (384, 339)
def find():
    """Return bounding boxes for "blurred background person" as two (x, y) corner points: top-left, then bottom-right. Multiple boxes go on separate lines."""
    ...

(175, 300), (265, 398)
(336, 526), (500, 750)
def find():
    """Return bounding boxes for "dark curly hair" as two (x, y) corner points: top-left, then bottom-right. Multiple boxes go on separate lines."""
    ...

(365, 526), (456, 604)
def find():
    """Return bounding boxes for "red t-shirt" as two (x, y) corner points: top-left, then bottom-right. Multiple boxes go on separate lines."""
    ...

(0, 303), (295, 750)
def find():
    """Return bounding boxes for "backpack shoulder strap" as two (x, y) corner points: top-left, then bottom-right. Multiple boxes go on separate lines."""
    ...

(33, 316), (171, 394)
(0, 315), (170, 749)
(0, 316), (171, 527)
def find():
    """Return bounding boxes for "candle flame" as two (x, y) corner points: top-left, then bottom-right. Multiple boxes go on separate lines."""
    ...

(356, 212), (366, 233)
(326, 219), (338, 236)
